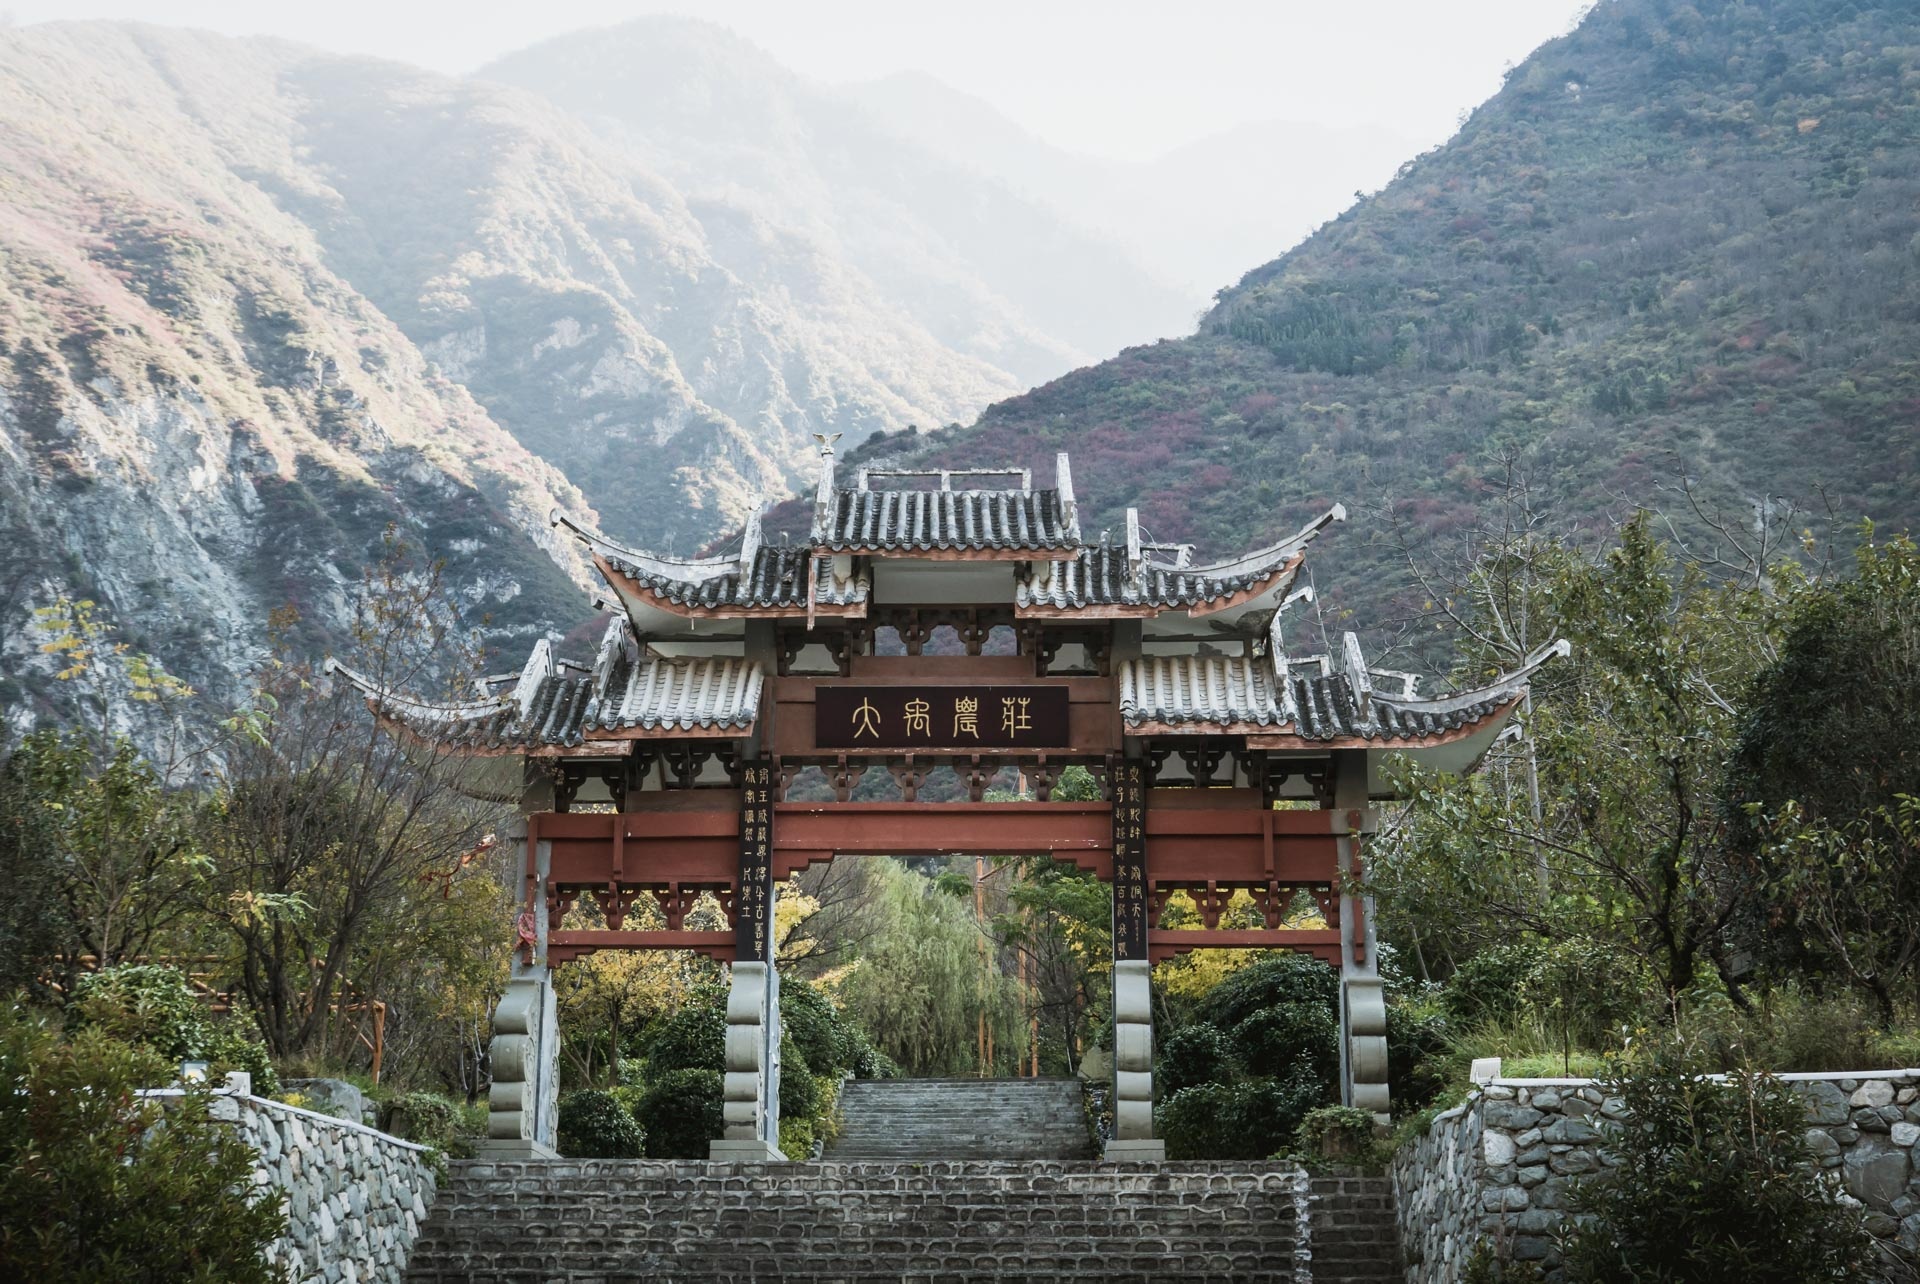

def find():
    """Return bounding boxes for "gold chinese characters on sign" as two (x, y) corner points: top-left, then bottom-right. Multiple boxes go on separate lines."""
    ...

(816, 686), (1071, 749)
(736, 760), (774, 963)
(1111, 761), (1148, 960)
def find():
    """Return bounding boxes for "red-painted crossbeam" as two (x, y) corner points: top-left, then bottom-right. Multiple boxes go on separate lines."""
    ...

(1147, 928), (1341, 967)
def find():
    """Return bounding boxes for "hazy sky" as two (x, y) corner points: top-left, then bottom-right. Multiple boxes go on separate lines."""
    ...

(6, 0), (1597, 160)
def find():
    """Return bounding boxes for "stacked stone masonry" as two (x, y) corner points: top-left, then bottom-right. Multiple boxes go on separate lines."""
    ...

(1391, 1069), (1920, 1282)
(147, 1086), (441, 1284)
(405, 1160), (1318, 1283)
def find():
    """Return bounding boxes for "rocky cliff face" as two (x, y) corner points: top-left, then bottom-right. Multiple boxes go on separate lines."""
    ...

(0, 25), (601, 737)
(0, 20), (1134, 739)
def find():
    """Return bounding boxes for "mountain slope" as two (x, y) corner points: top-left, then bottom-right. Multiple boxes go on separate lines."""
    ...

(481, 19), (1200, 375)
(0, 21), (1075, 734)
(0, 23), (596, 735)
(867, 0), (1920, 641)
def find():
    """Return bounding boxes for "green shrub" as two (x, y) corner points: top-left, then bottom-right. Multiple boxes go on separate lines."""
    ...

(71, 963), (211, 1060)
(1560, 1047), (1876, 1284)
(1192, 954), (1337, 1030)
(1462, 1244), (1547, 1284)
(1518, 938), (1643, 1049)
(779, 1054), (822, 1121)
(203, 1025), (280, 1097)
(637, 1067), (724, 1159)
(779, 1116), (816, 1159)
(1158, 1068), (1324, 1160)
(72, 963), (281, 1096)
(641, 995), (726, 1074)
(1292, 1104), (1377, 1162)
(0, 1007), (286, 1282)
(1157, 1022), (1234, 1098)
(1230, 1003), (1339, 1092)
(1439, 943), (1546, 1027)
(849, 1033), (900, 1079)
(383, 1091), (460, 1151)
(1385, 1003), (1450, 1115)
(556, 1089), (646, 1159)
(780, 978), (854, 1078)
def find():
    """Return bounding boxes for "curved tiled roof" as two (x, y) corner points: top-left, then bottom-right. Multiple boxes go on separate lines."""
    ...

(603, 544), (868, 612)
(327, 643), (762, 750)
(1019, 544), (1300, 611)
(1117, 639), (1567, 742)
(1119, 654), (1289, 727)
(1017, 505), (1339, 612)
(813, 486), (1080, 553)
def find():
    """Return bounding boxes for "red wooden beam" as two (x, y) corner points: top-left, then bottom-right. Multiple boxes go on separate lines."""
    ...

(548, 929), (736, 966)
(771, 801), (1113, 879)
(1147, 928), (1341, 968)
(534, 807), (738, 887)
(1147, 804), (1339, 886)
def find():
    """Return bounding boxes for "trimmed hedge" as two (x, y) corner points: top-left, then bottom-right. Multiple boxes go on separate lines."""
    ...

(556, 1089), (646, 1159)
(636, 1068), (724, 1159)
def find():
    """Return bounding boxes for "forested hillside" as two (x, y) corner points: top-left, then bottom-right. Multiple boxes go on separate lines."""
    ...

(870, 0), (1920, 646)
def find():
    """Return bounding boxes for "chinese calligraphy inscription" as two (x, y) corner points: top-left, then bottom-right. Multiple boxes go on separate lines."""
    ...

(1111, 761), (1148, 961)
(736, 759), (775, 962)
(816, 686), (1071, 749)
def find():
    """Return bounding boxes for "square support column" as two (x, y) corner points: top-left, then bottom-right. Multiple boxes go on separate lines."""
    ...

(1106, 959), (1163, 1161)
(1332, 751), (1390, 1126)
(1105, 757), (1163, 1161)
(714, 759), (787, 1161)
(480, 803), (560, 1158)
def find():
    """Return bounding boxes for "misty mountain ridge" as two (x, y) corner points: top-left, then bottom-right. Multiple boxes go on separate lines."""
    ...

(840, 70), (1424, 296)
(478, 18), (1203, 374)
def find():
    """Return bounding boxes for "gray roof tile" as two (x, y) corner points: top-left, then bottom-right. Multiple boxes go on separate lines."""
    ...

(605, 545), (868, 611)
(1117, 655), (1518, 741)
(332, 649), (763, 750)
(813, 486), (1079, 553)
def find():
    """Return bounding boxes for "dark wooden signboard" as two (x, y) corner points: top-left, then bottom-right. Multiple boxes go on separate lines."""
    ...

(1111, 760), (1147, 961)
(737, 760), (774, 962)
(815, 685), (1071, 749)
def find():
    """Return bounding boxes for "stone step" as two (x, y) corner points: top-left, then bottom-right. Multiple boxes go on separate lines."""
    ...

(827, 1077), (1094, 1161)
(1308, 1175), (1403, 1284)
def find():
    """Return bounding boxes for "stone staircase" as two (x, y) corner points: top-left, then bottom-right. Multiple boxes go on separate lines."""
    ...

(405, 1159), (1309, 1283)
(402, 1079), (1404, 1282)
(1307, 1175), (1403, 1284)
(825, 1076), (1095, 1161)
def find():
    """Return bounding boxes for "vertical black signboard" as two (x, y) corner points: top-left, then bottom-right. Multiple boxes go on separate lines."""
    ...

(1111, 760), (1147, 961)
(737, 760), (774, 963)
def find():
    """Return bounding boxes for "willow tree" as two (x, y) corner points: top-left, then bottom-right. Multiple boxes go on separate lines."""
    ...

(834, 859), (1025, 1076)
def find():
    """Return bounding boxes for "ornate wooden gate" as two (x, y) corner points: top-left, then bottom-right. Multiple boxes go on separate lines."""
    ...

(334, 443), (1563, 1159)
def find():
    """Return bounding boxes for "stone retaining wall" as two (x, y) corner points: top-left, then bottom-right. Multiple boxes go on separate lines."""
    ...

(148, 1084), (440, 1283)
(1391, 1068), (1920, 1282)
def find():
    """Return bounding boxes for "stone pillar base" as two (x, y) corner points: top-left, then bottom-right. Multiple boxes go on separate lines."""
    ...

(472, 1137), (559, 1160)
(709, 1138), (789, 1162)
(1103, 1138), (1167, 1162)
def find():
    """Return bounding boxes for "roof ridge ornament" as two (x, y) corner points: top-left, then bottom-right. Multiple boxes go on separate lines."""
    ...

(810, 433), (841, 544)
(1056, 451), (1081, 543)
(739, 499), (767, 573)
